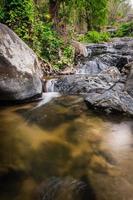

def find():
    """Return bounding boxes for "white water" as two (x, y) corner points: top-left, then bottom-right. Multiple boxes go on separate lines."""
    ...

(45, 79), (57, 92)
(35, 92), (61, 108)
(75, 60), (99, 75)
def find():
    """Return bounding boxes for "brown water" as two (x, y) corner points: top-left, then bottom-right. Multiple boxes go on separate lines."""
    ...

(0, 95), (133, 200)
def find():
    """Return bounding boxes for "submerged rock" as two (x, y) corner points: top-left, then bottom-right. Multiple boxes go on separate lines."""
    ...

(36, 176), (96, 200)
(0, 23), (42, 101)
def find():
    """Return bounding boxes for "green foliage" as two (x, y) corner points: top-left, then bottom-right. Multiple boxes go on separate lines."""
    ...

(68, 0), (108, 31)
(0, 0), (75, 69)
(33, 21), (74, 69)
(0, 6), (4, 21)
(2, 0), (35, 43)
(85, 0), (108, 30)
(54, 45), (75, 69)
(107, 0), (132, 25)
(115, 22), (133, 37)
(1, 0), (131, 71)
(79, 31), (110, 43)
(33, 21), (62, 61)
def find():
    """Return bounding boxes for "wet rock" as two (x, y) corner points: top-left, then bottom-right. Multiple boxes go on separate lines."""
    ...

(44, 38), (133, 115)
(125, 62), (133, 97)
(85, 89), (133, 115)
(49, 66), (133, 115)
(53, 67), (120, 94)
(60, 38), (133, 115)
(0, 23), (42, 101)
(36, 176), (96, 200)
(75, 37), (133, 75)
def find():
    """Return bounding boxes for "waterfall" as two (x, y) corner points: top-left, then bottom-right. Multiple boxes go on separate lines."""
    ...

(35, 92), (61, 107)
(75, 60), (101, 75)
(33, 78), (60, 108)
(45, 79), (57, 92)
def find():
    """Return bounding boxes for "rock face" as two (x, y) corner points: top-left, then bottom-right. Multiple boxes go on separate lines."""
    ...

(0, 23), (42, 101)
(46, 37), (133, 115)
(75, 37), (133, 75)
(53, 67), (120, 94)
(125, 62), (133, 97)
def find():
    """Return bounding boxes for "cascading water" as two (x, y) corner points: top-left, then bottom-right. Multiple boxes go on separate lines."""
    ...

(75, 60), (105, 75)
(34, 78), (60, 107)
(35, 92), (61, 107)
(45, 79), (57, 92)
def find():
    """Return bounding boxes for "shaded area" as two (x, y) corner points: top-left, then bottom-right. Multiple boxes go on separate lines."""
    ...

(16, 96), (87, 131)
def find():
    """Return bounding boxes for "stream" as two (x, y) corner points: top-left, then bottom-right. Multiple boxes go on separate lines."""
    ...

(0, 93), (133, 200)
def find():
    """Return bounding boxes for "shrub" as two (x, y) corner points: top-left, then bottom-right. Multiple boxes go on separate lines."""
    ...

(0, 7), (4, 21)
(79, 31), (110, 43)
(33, 21), (75, 69)
(2, 0), (35, 44)
(54, 44), (75, 69)
(115, 22), (133, 37)
(1, 0), (75, 69)
(33, 21), (62, 62)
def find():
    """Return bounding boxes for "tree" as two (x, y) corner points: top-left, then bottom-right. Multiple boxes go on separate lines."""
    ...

(67, 0), (108, 31)
(108, 0), (132, 24)
(85, 0), (108, 30)
(1, 0), (35, 44)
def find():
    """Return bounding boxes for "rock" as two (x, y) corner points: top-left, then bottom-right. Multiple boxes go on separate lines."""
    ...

(125, 62), (133, 97)
(106, 27), (117, 35)
(50, 66), (133, 115)
(36, 176), (95, 200)
(46, 37), (133, 115)
(0, 23), (42, 101)
(85, 89), (133, 115)
(75, 37), (133, 75)
(53, 67), (120, 94)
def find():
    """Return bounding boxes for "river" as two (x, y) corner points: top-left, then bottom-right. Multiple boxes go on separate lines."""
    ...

(0, 94), (133, 200)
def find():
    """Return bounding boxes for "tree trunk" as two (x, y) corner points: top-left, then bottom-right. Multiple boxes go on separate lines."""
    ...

(49, 0), (60, 25)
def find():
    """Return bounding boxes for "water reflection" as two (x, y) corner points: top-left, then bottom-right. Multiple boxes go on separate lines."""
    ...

(106, 122), (133, 151)
(0, 96), (133, 200)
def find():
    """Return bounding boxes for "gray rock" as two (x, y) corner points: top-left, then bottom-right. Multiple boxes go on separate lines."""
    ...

(75, 38), (133, 75)
(52, 67), (120, 94)
(44, 38), (133, 115)
(85, 89), (133, 115)
(51, 66), (133, 115)
(125, 62), (133, 97)
(0, 23), (42, 101)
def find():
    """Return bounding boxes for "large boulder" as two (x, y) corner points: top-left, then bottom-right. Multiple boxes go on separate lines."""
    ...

(0, 23), (42, 101)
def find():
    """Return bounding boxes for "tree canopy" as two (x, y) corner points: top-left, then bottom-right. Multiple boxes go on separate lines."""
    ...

(0, 0), (132, 68)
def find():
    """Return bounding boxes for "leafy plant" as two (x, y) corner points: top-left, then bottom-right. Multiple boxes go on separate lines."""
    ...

(0, 7), (4, 21)
(33, 21), (62, 61)
(115, 22), (133, 37)
(2, 0), (35, 44)
(54, 45), (75, 69)
(79, 31), (110, 43)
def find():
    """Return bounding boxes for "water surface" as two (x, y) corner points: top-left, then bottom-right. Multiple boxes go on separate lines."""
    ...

(0, 95), (133, 200)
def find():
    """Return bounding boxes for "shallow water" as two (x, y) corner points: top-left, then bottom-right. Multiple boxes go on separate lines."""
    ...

(0, 95), (133, 200)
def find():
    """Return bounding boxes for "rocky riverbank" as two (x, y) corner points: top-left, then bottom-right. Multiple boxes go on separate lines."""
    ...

(45, 37), (133, 115)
